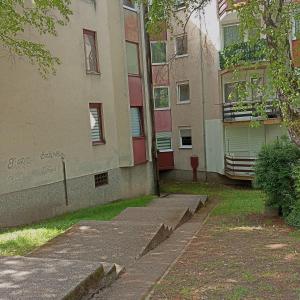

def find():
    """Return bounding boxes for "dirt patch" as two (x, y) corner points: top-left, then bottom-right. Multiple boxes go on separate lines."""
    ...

(150, 213), (300, 300)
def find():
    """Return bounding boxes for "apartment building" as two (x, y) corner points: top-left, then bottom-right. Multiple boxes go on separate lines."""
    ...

(152, 0), (288, 181)
(0, 0), (154, 227)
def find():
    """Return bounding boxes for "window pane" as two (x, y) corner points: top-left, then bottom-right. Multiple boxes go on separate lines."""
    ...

(176, 35), (188, 56)
(295, 16), (300, 39)
(180, 128), (192, 147)
(223, 25), (240, 48)
(175, 0), (185, 9)
(154, 87), (169, 109)
(89, 107), (102, 142)
(126, 42), (139, 75)
(84, 31), (98, 72)
(151, 42), (167, 64)
(123, 0), (135, 8)
(224, 82), (246, 102)
(156, 132), (172, 150)
(131, 107), (143, 137)
(178, 83), (190, 102)
(251, 77), (263, 101)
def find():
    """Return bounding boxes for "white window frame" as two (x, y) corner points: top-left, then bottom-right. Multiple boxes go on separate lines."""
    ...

(175, 34), (188, 58)
(174, 0), (185, 11)
(150, 41), (167, 65)
(179, 127), (192, 149)
(153, 86), (170, 110)
(177, 81), (190, 104)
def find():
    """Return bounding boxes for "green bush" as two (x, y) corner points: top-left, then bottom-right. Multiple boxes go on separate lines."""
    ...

(286, 164), (300, 227)
(255, 137), (300, 217)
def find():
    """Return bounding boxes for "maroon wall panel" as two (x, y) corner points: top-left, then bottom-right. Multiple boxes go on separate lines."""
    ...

(154, 110), (172, 132)
(124, 9), (139, 43)
(132, 137), (147, 165)
(128, 76), (143, 106)
(158, 152), (174, 171)
(152, 65), (169, 86)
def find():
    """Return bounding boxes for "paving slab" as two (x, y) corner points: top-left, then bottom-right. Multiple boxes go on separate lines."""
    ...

(149, 194), (207, 214)
(94, 197), (216, 300)
(0, 256), (105, 300)
(113, 207), (193, 229)
(29, 221), (172, 266)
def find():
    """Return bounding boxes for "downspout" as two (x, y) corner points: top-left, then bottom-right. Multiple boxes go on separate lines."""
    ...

(142, 4), (160, 196)
(198, 10), (208, 182)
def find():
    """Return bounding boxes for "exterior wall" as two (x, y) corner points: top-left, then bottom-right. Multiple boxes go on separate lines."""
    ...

(0, 0), (154, 227)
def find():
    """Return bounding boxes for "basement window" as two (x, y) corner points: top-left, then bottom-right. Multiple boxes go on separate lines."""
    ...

(94, 172), (108, 187)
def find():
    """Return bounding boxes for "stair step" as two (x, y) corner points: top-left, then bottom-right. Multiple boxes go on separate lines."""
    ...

(28, 221), (172, 266)
(150, 194), (208, 213)
(0, 256), (109, 300)
(114, 207), (193, 230)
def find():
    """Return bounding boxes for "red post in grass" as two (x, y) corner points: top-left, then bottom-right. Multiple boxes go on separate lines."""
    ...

(190, 156), (199, 182)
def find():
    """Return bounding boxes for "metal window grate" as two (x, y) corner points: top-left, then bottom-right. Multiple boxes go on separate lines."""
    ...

(94, 172), (108, 187)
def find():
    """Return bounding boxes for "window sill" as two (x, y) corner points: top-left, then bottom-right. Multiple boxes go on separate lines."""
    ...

(154, 107), (171, 111)
(132, 136), (145, 140)
(152, 62), (168, 66)
(86, 71), (101, 76)
(179, 146), (192, 149)
(92, 141), (106, 146)
(123, 5), (138, 12)
(177, 101), (191, 105)
(175, 54), (189, 59)
(158, 149), (174, 153)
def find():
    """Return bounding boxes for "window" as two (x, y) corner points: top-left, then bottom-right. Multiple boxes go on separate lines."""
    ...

(126, 42), (140, 75)
(151, 42), (167, 64)
(95, 172), (108, 187)
(123, 0), (135, 8)
(224, 81), (246, 103)
(223, 24), (241, 48)
(179, 128), (192, 149)
(131, 107), (143, 138)
(154, 87), (170, 109)
(156, 132), (172, 151)
(89, 103), (105, 145)
(175, 35), (188, 56)
(174, 0), (185, 9)
(251, 77), (263, 101)
(83, 30), (99, 73)
(177, 81), (190, 103)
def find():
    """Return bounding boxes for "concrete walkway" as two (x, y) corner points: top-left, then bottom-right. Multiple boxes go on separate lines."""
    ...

(0, 194), (210, 300)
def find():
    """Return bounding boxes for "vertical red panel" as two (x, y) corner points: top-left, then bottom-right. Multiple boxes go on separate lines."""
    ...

(158, 152), (174, 171)
(128, 76), (143, 106)
(154, 110), (172, 132)
(124, 9), (139, 43)
(292, 40), (300, 67)
(152, 65), (169, 86)
(132, 137), (147, 165)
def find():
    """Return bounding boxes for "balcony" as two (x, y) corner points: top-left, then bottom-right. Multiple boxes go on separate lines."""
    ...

(223, 100), (279, 122)
(219, 40), (267, 70)
(225, 154), (256, 180)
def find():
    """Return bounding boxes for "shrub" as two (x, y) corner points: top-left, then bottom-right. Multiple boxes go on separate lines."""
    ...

(255, 137), (300, 217)
(286, 164), (300, 227)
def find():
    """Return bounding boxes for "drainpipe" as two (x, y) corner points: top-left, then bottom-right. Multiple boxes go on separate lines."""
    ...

(198, 10), (208, 182)
(142, 4), (160, 196)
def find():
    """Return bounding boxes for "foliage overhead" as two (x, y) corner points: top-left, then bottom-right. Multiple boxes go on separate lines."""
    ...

(140, 0), (300, 146)
(0, 0), (72, 77)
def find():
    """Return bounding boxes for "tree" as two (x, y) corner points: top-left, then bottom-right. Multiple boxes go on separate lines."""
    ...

(0, 0), (72, 77)
(139, 0), (300, 146)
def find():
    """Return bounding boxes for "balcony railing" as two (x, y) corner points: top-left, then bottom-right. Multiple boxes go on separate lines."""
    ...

(219, 40), (267, 70)
(223, 100), (279, 122)
(225, 154), (256, 179)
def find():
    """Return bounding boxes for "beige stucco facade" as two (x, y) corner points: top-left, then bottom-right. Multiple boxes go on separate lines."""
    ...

(0, 0), (154, 227)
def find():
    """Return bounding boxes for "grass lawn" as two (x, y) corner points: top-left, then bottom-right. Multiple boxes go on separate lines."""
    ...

(151, 182), (300, 300)
(0, 195), (153, 256)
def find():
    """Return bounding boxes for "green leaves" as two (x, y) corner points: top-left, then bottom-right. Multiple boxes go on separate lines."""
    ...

(0, 0), (72, 77)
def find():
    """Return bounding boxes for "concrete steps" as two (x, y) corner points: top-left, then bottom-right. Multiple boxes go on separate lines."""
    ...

(28, 221), (172, 266)
(149, 194), (208, 213)
(0, 194), (209, 300)
(114, 207), (193, 230)
(0, 256), (117, 300)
